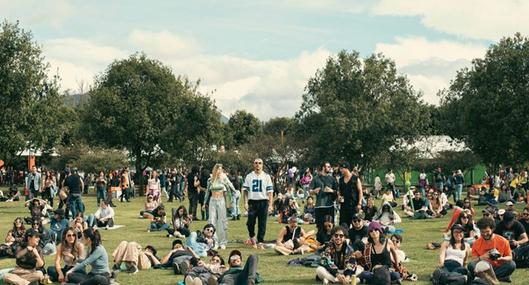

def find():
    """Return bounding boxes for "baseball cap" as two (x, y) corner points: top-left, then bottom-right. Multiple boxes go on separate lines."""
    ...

(451, 224), (465, 232)
(229, 250), (242, 262)
(498, 209), (506, 216)
(340, 162), (351, 170)
(506, 201), (514, 207)
(503, 211), (516, 223)
(25, 228), (40, 238)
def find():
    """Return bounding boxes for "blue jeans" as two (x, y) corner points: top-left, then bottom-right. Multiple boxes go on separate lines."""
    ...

(96, 186), (106, 206)
(454, 184), (463, 202)
(468, 260), (516, 280)
(359, 268), (400, 283)
(444, 260), (468, 275)
(186, 231), (209, 257)
(69, 195), (84, 218)
(231, 191), (241, 218)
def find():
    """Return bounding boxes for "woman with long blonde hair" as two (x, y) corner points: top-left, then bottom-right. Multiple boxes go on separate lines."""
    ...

(203, 164), (234, 250)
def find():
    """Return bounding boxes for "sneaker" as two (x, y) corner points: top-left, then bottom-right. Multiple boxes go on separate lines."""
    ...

(257, 243), (265, 250)
(498, 276), (512, 283)
(127, 265), (138, 274)
(323, 278), (329, 284)
(244, 238), (256, 247)
(173, 262), (180, 275)
(220, 244), (226, 250)
(112, 263), (121, 271)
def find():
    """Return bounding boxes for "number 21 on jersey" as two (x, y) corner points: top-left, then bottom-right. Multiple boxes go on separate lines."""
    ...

(251, 179), (262, 192)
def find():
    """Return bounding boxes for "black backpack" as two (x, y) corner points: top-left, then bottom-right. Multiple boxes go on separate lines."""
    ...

(513, 243), (529, 268)
(432, 267), (467, 285)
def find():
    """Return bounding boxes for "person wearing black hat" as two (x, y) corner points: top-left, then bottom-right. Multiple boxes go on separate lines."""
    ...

(49, 208), (69, 244)
(494, 211), (528, 249)
(3, 228), (46, 285)
(215, 250), (259, 285)
(338, 162), (363, 228)
(348, 214), (368, 246)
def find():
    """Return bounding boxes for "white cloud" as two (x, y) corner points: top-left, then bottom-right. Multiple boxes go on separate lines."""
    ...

(129, 30), (199, 59)
(375, 36), (488, 105)
(372, 0), (529, 40)
(1, 0), (73, 28)
(40, 30), (330, 119)
(42, 38), (128, 92)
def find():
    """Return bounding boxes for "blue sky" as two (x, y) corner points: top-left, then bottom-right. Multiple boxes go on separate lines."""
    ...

(2, 0), (526, 119)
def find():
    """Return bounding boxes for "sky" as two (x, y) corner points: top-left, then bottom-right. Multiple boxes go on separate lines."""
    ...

(2, 0), (528, 120)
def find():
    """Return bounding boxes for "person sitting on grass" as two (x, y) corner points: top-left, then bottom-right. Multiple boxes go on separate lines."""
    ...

(49, 209), (69, 244)
(467, 217), (516, 283)
(390, 234), (408, 263)
(348, 214), (368, 251)
(427, 191), (447, 218)
(315, 226), (362, 284)
(303, 196), (316, 224)
(214, 250), (260, 285)
(357, 221), (401, 284)
(186, 224), (217, 257)
(87, 200), (115, 229)
(372, 202), (401, 229)
(2, 229), (46, 285)
(23, 198), (48, 225)
(362, 196), (377, 222)
(166, 205), (191, 238)
(184, 254), (228, 285)
(147, 205), (169, 232)
(438, 224), (471, 275)
(29, 219), (55, 256)
(380, 188), (397, 208)
(404, 191), (431, 219)
(316, 215), (335, 246)
(111, 241), (161, 274)
(64, 229), (112, 285)
(47, 227), (86, 283)
(70, 213), (89, 239)
(140, 194), (159, 219)
(275, 215), (308, 255)
(0, 217), (26, 258)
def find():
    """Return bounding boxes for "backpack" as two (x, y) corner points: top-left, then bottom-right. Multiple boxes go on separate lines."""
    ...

(431, 267), (467, 285)
(513, 243), (529, 268)
(372, 266), (391, 285)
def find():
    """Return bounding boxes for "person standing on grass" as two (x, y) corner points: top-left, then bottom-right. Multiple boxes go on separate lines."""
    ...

(95, 171), (107, 207)
(337, 162), (362, 228)
(25, 165), (41, 201)
(204, 163), (234, 250)
(311, 162), (338, 233)
(64, 168), (84, 219)
(187, 166), (201, 221)
(243, 158), (273, 248)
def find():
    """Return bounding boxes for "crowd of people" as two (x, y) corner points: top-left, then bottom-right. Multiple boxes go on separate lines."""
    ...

(1, 161), (529, 285)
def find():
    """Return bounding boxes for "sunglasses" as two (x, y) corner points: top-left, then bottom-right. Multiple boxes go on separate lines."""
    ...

(254, 161), (263, 164)
(66, 234), (76, 237)
(391, 239), (400, 243)
(460, 216), (469, 219)
(204, 228), (214, 233)
(334, 234), (345, 238)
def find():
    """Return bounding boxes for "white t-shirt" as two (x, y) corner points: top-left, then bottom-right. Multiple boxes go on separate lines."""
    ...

(385, 173), (395, 184)
(243, 171), (273, 200)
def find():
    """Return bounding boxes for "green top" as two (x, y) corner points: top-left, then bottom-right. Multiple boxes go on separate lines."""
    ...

(205, 176), (234, 204)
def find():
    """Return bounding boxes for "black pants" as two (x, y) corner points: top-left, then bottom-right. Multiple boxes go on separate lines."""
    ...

(68, 272), (110, 285)
(315, 206), (335, 231)
(41, 187), (54, 207)
(120, 188), (129, 202)
(339, 205), (356, 228)
(189, 193), (199, 220)
(247, 200), (268, 243)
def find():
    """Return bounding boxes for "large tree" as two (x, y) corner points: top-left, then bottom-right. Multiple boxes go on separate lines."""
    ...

(439, 34), (529, 166)
(296, 50), (430, 168)
(80, 53), (220, 178)
(225, 110), (262, 148)
(0, 21), (64, 164)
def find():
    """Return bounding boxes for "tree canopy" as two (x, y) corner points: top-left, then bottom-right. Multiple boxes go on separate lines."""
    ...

(296, 50), (430, 168)
(0, 21), (65, 163)
(439, 34), (529, 166)
(80, 53), (220, 174)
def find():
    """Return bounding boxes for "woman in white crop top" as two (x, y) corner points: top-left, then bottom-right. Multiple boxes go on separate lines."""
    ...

(439, 224), (471, 274)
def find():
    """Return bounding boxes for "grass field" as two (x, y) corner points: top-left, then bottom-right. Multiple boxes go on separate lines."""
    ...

(0, 193), (526, 285)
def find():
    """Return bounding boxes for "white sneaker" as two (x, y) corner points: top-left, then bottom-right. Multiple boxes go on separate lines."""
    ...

(323, 278), (329, 284)
(220, 244), (226, 250)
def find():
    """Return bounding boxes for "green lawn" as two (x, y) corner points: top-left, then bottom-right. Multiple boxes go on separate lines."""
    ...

(0, 194), (526, 285)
